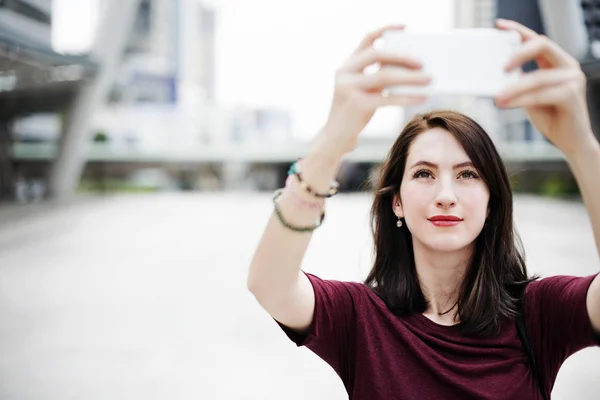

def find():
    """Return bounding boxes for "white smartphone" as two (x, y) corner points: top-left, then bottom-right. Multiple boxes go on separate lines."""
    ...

(381, 29), (523, 97)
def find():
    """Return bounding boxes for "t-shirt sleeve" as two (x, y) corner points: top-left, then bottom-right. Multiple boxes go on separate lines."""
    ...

(274, 271), (362, 381)
(524, 273), (600, 390)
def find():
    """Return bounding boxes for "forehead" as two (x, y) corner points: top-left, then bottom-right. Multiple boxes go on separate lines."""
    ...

(406, 127), (470, 164)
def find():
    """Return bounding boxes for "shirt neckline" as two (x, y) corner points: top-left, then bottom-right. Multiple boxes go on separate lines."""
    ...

(412, 312), (463, 334)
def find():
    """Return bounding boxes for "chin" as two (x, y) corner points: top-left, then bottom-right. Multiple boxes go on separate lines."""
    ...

(418, 236), (476, 253)
(427, 242), (470, 253)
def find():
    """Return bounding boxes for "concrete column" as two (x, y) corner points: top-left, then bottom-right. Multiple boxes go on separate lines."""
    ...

(48, 0), (142, 200)
(0, 118), (13, 200)
(538, 0), (589, 61)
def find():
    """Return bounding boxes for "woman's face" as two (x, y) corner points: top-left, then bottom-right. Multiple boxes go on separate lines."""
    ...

(394, 127), (490, 253)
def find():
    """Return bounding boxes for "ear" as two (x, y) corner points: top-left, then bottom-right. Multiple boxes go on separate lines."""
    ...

(392, 194), (404, 218)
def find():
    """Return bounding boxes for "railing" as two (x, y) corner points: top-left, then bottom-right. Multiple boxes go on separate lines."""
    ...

(11, 139), (564, 164)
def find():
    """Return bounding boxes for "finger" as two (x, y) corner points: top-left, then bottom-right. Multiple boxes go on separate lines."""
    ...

(354, 24), (406, 53)
(496, 19), (539, 42)
(341, 48), (422, 73)
(504, 36), (574, 71)
(366, 93), (428, 108)
(353, 69), (431, 90)
(498, 85), (568, 108)
(496, 69), (576, 103)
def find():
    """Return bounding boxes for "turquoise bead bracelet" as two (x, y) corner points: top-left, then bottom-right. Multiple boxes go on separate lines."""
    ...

(288, 160), (339, 199)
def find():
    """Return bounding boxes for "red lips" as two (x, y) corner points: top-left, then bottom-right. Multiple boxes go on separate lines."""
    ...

(428, 215), (463, 222)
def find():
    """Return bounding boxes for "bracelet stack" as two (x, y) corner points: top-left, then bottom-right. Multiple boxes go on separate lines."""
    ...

(272, 159), (339, 233)
(284, 175), (324, 210)
(272, 189), (325, 232)
(288, 159), (339, 198)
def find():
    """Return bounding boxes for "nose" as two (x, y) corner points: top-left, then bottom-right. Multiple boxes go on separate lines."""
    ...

(435, 183), (457, 210)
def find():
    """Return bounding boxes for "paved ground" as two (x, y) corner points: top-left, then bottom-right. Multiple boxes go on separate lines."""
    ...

(0, 193), (598, 399)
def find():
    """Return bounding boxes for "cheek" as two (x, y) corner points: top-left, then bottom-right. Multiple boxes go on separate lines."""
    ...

(400, 180), (436, 202)
(399, 184), (432, 219)
(462, 186), (490, 216)
(460, 188), (490, 233)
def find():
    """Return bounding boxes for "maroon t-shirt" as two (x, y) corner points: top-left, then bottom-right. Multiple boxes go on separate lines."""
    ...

(277, 272), (599, 399)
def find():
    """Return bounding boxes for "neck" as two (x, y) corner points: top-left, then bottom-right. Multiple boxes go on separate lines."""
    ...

(413, 243), (474, 325)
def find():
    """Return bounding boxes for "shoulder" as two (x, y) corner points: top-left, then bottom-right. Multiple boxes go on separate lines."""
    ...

(521, 274), (599, 381)
(522, 274), (598, 336)
(303, 271), (373, 296)
(303, 271), (384, 310)
(524, 274), (597, 302)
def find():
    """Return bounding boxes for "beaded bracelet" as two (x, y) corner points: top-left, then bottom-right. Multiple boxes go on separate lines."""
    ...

(284, 175), (324, 210)
(288, 159), (339, 199)
(272, 188), (325, 232)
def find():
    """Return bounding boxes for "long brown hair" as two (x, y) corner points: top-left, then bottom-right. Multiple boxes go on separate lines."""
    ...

(365, 110), (536, 337)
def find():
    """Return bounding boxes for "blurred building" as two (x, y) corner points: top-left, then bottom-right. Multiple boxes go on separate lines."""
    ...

(5, 0), (599, 198)
(94, 0), (218, 151)
(497, 0), (600, 140)
(229, 105), (293, 144)
(0, 0), (53, 46)
(454, 0), (496, 28)
(0, 0), (95, 200)
(255, 107), (293, 142)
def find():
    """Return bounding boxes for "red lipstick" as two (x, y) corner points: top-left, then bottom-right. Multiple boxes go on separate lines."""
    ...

(428, 215), (463, 227)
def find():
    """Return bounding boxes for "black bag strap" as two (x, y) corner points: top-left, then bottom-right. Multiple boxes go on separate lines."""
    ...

(515, 314), (547, 400)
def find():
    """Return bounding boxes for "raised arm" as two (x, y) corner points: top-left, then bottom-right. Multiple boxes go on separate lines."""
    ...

(569, 137), (600, 334)
(247, 24), (431, 333)
(495, 19), (600, 334)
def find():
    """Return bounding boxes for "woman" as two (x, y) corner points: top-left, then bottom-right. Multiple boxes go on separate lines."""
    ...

(247, 19), (600, 399)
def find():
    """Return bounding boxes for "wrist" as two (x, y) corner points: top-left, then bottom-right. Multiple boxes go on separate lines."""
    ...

(563, 132), (600, 163)
(309, 126), (352, 161)
(283, 176), (325, 209)
(305, 144), (345, 167)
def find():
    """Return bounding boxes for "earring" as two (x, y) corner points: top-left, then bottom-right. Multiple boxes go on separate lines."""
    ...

(395, 202), (402, 227)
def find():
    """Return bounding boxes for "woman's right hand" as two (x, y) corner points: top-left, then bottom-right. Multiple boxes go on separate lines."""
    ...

(314, 25), (432, 157)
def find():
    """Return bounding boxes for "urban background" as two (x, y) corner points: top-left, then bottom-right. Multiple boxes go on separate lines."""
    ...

(0, 0), (599, 399)
(2, 0), (600, 200)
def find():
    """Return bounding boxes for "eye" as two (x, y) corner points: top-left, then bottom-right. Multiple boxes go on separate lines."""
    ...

(413, 169), (433, 179)
(459, 170), (479, 179)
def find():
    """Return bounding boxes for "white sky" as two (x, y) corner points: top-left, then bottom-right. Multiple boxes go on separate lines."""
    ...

(52, 0), (99, 54)
(52, 0), (454, 138)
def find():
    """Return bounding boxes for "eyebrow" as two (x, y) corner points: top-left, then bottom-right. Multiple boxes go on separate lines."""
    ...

(409, 160), (475, 170)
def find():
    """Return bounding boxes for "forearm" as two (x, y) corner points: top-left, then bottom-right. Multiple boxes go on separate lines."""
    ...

(247, 136), (343, 296)
(566, 135), (600, 258)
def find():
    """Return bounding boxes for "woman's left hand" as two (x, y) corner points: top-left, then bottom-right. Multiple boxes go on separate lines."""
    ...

(495, 19), (596, 157)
